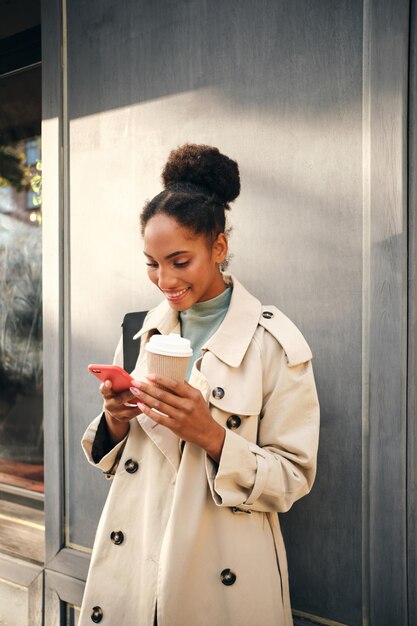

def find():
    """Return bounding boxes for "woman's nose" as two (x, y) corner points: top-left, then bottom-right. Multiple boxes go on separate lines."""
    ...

(157, 267), (177, 290)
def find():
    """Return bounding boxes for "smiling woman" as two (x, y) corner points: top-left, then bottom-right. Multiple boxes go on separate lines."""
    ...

(79, 144), (320, 626)
(143, 214), (228, 308)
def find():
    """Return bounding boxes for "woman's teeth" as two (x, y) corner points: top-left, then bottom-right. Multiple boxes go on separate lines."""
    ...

(166, 288), (189, 299)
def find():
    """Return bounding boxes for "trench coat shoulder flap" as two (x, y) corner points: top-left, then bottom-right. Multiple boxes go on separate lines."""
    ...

(258, 305), (313, 367)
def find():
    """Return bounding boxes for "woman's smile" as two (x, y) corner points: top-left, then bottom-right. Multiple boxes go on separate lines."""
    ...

(163, 287), (191, 303)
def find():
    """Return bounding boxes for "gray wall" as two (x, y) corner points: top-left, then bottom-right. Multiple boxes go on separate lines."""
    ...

(41, 0), (413, 624)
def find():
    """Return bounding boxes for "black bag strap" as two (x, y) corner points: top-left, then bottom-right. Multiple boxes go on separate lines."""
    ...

(122, 311), (148, 373)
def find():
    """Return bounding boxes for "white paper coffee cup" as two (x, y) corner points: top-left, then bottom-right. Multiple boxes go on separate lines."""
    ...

(145, 333), (193, 385)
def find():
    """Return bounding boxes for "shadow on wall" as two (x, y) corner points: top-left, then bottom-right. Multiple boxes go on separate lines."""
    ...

(44, 0), (362, 121)
(0, 213), (43, 463)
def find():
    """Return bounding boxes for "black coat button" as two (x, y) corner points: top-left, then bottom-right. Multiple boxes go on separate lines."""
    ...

(262, 311), (274, 319)
(220, 568), (237, 586)
(212, 387), (225, 400)
(125, 459), (139, 473)
(226, 415), (241, 430)
(91, 606), (103, 623)
(110, 530), (124, 545)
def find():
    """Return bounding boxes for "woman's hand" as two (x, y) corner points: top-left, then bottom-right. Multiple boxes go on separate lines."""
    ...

(129, 375), (226, 463)
(100, 380), (140, 445)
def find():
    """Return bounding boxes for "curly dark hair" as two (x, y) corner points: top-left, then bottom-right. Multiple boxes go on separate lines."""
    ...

(140, 144), (240, 242)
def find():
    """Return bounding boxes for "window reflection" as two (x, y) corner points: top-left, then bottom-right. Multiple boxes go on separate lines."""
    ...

(0, 65), (43, 500)
(0, 140), (43, 488)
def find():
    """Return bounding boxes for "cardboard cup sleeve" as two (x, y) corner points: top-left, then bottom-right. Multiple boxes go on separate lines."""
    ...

(146, 351), (190, 383)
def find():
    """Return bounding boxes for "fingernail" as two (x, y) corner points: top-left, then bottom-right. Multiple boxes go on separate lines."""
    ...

(130, 387), (140, 396)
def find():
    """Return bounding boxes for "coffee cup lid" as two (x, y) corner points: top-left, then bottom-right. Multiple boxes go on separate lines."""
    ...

(145, 333), (193, 357)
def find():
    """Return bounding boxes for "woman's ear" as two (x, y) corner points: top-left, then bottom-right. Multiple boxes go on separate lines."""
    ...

(212, 233), (228, 264)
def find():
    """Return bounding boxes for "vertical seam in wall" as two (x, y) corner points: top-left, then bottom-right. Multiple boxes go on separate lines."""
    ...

(61, 0), (70, 548)
(406, 1), (415, 623)
(361, 0), (371, 624)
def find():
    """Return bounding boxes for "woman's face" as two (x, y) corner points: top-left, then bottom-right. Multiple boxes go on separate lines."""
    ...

(143, 214), (228, 311)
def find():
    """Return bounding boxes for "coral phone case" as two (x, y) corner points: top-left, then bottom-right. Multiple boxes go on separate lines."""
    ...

(88, 364), (134, 393)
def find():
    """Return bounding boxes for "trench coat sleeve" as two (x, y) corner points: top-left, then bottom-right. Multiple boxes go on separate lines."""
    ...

(81, 413), (129, 475)
(206, 330), (319, 513)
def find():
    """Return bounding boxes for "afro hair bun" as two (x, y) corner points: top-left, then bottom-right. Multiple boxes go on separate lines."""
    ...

(162, 144), (240, 204)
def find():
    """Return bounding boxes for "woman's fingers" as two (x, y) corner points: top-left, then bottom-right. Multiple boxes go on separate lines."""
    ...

(131, 375), (194, 400)
(130, 379), (186, 409)
(145, 374), (185, 394)
(100, 379), (138, 406)
(136, 402), (172, 427)
(106, 401), (140, 421)
(135, 385), (218, 450)
(99, 380), (114, 398)
(130, 385), (186, 417)
(99, 380), (141, 421)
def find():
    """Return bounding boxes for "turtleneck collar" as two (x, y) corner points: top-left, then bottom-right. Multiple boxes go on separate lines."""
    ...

(180, 287), (232, 319)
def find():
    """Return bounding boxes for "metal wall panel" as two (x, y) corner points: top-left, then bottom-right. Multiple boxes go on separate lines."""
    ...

(367, 0), (409, 623)
(64, 2), (364, 622)
(41, 0), (412, 624)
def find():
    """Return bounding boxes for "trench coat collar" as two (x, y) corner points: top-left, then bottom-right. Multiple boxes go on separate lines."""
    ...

(133, 274), (262, 368)
(132, 299), (180, 338)
(203, 275), (262, 367)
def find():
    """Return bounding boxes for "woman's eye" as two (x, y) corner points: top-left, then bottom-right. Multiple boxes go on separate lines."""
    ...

(174, 260), (189, 268)
(146, 262), (158, 268)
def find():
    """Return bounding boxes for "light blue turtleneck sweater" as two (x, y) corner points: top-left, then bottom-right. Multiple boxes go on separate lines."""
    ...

(180, 287), (232, 380)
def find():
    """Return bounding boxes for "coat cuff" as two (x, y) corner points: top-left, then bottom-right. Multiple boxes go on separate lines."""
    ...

(205, 428), (266, 509)
(81, 413), (128, 475)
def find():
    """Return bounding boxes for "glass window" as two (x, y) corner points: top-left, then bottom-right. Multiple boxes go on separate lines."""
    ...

(0, 63), (43, 561)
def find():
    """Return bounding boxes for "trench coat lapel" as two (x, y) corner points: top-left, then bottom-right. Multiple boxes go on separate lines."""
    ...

(202, 275), (262, 367)
(137, 415), (181, 473)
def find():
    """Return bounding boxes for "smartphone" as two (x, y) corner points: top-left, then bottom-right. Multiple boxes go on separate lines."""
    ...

(88, 364), (134, 393)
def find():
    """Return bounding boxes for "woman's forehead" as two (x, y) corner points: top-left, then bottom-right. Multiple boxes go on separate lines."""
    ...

(143, 214), (202, 256)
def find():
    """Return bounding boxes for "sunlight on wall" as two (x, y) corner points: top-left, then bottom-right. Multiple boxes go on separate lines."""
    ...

(65, 83), (368, 357)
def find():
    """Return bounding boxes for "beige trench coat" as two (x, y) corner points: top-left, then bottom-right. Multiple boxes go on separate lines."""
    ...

(79, 275), (319, 626)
